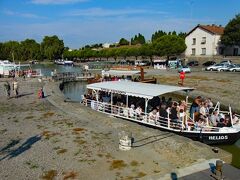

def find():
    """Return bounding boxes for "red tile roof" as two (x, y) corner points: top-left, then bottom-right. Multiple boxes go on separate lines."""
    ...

(186, 24), (224, 37)
(199, 25), (224, 35)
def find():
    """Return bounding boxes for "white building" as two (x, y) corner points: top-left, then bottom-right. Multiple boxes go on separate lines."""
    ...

(185, 24), (240, 57)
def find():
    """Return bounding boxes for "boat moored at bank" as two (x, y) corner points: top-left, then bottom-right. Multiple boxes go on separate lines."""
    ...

(82, 81), (240, 145)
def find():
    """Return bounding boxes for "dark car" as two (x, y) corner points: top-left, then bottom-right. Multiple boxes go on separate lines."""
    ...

(202, 61), (216, 67)
(187, 60), (199, 66)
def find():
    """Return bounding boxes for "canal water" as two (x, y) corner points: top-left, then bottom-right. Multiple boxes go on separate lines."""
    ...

(31, 63), (82, 76)
(34, 64), (240, 168)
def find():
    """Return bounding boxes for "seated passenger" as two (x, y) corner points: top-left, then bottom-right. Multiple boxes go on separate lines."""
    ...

(129, 104), (135, 118)
(149, 109), (157, 123)
(135, 106), (143, 120)
(209, 111), (219, 126)
(232, 112), (239, 125)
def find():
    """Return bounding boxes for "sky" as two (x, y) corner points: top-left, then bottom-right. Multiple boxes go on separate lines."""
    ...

(0, 0), (240, 49)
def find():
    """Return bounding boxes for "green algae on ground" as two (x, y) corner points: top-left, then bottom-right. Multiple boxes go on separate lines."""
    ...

(63, 171), (78, 180)
(130, 160), (139, 167)
(110, 160), (127, 170)
(41, 170), (57, 180)
(57, 149), (67, 154)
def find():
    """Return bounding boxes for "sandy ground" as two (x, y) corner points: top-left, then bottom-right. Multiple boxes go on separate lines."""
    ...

(0, 75), (233, 180)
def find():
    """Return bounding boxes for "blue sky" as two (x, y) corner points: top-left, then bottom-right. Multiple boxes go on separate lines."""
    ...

(0, 0), (239, 49)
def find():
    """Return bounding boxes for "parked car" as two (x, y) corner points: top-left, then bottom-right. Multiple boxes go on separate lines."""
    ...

(187, 60), (199, 66)
(178, 66), (191, 73)
(205, 63), (225, 71)
(217, 64), (235, 71)
(220, 60), (232, 65)
(228, 64), (240, 72)
(202, 61), (216, 67)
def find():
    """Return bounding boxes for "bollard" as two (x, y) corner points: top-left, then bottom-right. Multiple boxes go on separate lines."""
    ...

(119, 131), (132, 151)
(213, 160), (223, 180)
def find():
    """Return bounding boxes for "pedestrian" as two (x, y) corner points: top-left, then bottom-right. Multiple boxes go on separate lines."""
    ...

(4, 81), (11, 99)
(12, 79), (19, 98)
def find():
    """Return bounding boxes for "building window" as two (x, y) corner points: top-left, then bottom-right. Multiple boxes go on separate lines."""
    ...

(191, 48), (196, 55)
(201, 37), (206, 44)
(201, 48), (206, 55)
(192, 38), (196, 45)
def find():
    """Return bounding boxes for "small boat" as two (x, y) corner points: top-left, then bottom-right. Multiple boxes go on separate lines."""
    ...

(55, 59), (73, 66)
(87, 67), (156, 84)
(83, 81), (240, 145)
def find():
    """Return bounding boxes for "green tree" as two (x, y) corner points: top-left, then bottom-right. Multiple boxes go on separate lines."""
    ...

(41, 35), (64, 60)
(221, 14), (240, 46)
(151, 30), (167, 42)
(21, 39), (41, 60)
(131, 33), (145, 45)
(119, 38), (129, 46)
(152, 35), (186, 59)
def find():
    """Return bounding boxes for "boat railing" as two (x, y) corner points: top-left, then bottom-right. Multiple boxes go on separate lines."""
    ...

(83, 99), (233, 133)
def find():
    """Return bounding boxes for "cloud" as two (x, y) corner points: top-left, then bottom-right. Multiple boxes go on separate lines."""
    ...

(3, 10), (43, 18)
(66, 7), (168, 17)
(30, 0), (88, 5)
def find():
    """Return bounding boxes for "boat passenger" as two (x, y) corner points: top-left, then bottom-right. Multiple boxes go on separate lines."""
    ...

(170, 102), (180, 128)
(232, 112), (239, 125)
(209, 111), (219, 126)
(149, 109), (158, 124)
(129, 104), (135, 118)
(135, 106), (143, 120)
(190, 96), (202, 119)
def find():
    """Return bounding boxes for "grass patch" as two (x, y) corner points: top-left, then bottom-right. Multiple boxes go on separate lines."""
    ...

(25, 161), (39, 169)
(73, 139), (86, 145)
(43, 111), (55, 118)
(25, 116), (35, 120)
(109, 160), (127, 170)
(130, 160), (139, 167)
(41, 170), (57, 180)
(42, 131), (60, 140)
(57, 149), (67, 154)
(63, 171), (78, 180)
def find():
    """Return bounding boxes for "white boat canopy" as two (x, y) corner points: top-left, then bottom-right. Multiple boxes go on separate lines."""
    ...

(87, 81), (194, 99)
(102, 70), (140, 76)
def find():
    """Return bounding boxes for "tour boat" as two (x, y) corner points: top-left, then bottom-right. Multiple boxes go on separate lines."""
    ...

(83, 81), (240, 145)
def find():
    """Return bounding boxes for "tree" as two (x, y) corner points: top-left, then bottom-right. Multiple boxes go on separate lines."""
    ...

(152, 35), (186, 59)
(131, 33), (146, 45)
(119, 38), (129, 46)
(151, 30), (167, 42)
(221, 14), (240, 46)
(41, 35), (64, 60)
(21, 39), (41, 60)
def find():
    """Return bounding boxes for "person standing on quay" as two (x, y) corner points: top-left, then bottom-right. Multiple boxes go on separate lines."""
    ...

(4, 81), (11, 99)
(13, 79), (19, 98)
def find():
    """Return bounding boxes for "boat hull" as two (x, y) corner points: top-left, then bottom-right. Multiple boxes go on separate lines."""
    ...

(177, 131), (240, 145)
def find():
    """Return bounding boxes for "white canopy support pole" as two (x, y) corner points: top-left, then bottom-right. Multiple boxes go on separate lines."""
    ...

(185, 91), (189, 128)
(126, 95), (129, 108)
(229, 105), (233, 127)
(96, 90), (99, 101)
(144, 98), (149, 114)
(111, 92), (113, 114)
(167, 109), (170, 128)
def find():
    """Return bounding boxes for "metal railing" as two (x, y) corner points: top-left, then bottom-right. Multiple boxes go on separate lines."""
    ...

(82, 99), (237, 133)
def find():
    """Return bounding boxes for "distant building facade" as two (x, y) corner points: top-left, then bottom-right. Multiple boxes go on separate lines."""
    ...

(185, 24), (240, 57)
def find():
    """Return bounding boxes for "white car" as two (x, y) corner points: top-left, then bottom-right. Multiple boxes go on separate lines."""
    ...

(178, 66), (191, 73)
(217, 64), (235, 72)
(206, 64), (224, 71)
(228, 64), (240, 72)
